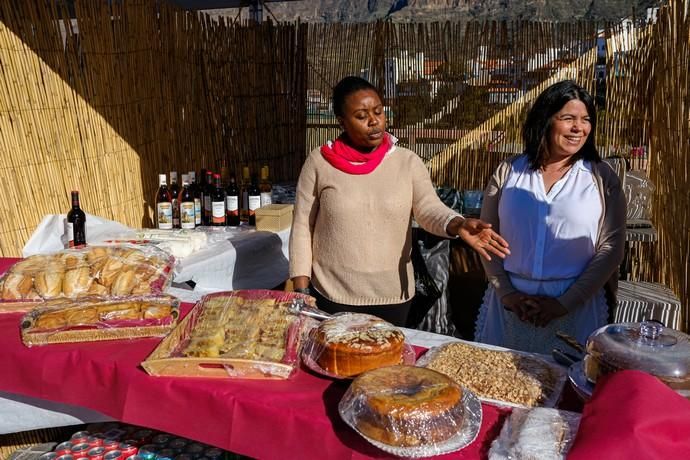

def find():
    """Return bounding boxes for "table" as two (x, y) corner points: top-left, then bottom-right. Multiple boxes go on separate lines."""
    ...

(0, 258), (512, 460)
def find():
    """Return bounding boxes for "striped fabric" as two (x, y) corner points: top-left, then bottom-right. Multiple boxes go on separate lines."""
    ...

(614, 281), (681, 330)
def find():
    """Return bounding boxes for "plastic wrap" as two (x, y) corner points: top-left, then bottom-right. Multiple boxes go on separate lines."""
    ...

(142, 290), (316, 379)
(20, 295), (180, 346)
(300, 312), (413, 379)
(624, 170), (655, 220)
(417, 341), (567, 408)
(338, 365), (482, 457)
(489, 407), (580, 460)
(0, 245), (175, 306)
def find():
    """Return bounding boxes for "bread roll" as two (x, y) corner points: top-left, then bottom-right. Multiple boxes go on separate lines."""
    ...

(88, 282), (109, 296)
(65, 307), (99, 325)
(142, 304), (172, 319)
(111, 271), (136, 296)
(131, 282), (153, 295)
(61, 253), (87, 269)
(35, 312), (67, 329)
(63, 267), (93, 297)
(99, 258), (124, 287)
(98, 302), (141, 321)
(34, 271), (64, 297)
(2, 273), (34, 299)
(86, 246), (109, 264)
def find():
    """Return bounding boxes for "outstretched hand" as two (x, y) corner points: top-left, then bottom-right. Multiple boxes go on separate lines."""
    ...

(458, 218), (510, 261)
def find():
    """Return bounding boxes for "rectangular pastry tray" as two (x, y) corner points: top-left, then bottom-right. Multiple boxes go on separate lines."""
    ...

(21, 295), (180, 346)
(417, 339), (567, 409)
(141, 290), (315, 380)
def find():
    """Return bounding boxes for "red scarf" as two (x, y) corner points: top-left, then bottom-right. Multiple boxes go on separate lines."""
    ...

(320, 133), (393, 175)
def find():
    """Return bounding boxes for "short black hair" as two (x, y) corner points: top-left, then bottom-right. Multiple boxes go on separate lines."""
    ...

(332, 76), (379, 118)
(522, 80), (600, 169)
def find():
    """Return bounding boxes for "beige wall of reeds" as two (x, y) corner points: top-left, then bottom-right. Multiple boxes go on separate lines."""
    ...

(0, 1), (687, 328)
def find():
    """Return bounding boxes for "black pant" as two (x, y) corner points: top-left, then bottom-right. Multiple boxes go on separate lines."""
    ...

(309, 286), (413, 327)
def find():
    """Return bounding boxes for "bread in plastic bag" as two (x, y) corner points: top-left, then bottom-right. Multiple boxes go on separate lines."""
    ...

(338, 365), (482, 457)
(489, 407), (581, 460)
(0, 245), (175, 304)
(301, 312), (409, 378)
(21, 295), (180, 346)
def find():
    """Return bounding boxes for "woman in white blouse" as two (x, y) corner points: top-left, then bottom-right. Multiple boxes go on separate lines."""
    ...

(475, 80), (626, 354)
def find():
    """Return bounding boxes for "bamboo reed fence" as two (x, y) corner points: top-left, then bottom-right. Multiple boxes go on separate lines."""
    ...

(0, 0), (687, 327)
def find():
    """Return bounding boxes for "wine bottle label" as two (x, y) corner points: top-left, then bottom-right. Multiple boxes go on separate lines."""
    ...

(194, 198), (202, 225)
(180, 202), (195, 229)
(64, 221), (74, 248)
(157, 202), (173, 229)
(248, 195), (261, 215)
(212, 201), (225, 224)
(260, 192), (272, 207)
(226, 195), (239, 215)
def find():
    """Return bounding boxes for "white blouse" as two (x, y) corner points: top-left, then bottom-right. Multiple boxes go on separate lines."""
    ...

(498, 155), (602, 281)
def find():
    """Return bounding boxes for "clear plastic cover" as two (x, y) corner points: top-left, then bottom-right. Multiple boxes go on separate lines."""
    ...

(488, 407), (581, 460)
(338, 365), (482, 457)
(20, 295), (180, 346)
(300, 312), (409, 379)
(417, 341), (567, 408)
(146, 290), (316, 379)
(0, 245), (175, 303)
(624, 170), (655, 220)
(585, 321), (690, 391)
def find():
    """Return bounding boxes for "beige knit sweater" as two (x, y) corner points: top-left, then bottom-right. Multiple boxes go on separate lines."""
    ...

(289, 144), (461, 306)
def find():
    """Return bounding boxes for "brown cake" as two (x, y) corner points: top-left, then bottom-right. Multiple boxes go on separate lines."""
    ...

(311, 313), (405, 377)
(343, 365), (465, 447)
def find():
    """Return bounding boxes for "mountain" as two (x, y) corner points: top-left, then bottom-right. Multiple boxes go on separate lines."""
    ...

(207, 0), (663, 23)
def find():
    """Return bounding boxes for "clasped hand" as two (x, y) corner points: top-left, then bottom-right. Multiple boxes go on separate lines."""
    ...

(501, 292), (568, 327)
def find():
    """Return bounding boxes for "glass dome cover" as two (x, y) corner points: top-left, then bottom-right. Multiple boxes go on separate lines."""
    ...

(586, 321), (690, 382)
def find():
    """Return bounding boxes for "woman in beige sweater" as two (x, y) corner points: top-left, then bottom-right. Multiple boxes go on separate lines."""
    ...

(289, 76), (509, 326)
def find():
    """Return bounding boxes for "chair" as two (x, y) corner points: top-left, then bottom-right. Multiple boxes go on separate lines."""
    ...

(613, 281), (682, 329)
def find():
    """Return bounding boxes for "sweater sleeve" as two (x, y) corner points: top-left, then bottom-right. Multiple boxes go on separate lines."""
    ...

(557, 164), (627, 311)
(480, 160), (518, 300)
(288, 153), (320, 279)
(409, 153), (463, 237)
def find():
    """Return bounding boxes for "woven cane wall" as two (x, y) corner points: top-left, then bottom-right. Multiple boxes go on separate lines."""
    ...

(0, 0), (306, 256)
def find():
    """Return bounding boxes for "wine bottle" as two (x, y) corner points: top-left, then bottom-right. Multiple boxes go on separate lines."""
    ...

(225, 174), (240, 227)
(204, 170), (214, 226)
(156, 174), (173, 230)
(189, 171), (202, 227)
(211, 173), (226, 226)
(66, 190), (86, 247)
(240, 165), (250, 221)
(179, 174), (196, 230)
(260, 165), (272, 207)
(169, 171), (180, 229)
(247, 173), (261, 226)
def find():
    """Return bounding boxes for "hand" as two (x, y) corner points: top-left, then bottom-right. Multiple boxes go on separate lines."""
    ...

(501, 292), (538, 322)
(458, 218), (510, 261)
(526, 296), (568, 327)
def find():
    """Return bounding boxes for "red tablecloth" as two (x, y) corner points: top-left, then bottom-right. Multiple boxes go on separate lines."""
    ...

(0, 258), (510, 460)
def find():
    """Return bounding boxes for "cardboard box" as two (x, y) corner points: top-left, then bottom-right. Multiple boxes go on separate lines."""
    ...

(255, 204), (294, 232)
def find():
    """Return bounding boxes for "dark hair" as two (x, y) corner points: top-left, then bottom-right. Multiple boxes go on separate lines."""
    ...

(332, 76), (379, 117)
(522, 80), (600, 169)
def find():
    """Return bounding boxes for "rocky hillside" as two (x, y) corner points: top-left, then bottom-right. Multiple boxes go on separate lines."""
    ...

(209, 0), (663, 23)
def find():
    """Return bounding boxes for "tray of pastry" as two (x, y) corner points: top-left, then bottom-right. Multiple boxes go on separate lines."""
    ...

(417, 341), (567, 408)
(141, 290), (316, 380)
(21, 295), (180, 346)
(0, 245), (175, 311)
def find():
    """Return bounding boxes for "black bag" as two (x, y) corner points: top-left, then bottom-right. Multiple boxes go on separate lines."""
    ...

(406, 231), (443, 328)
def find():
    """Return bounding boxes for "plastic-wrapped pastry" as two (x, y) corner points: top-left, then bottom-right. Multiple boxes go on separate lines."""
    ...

(65, 307), (99, 325)
(99, 258), (124, 287)
(34, 311), (67, 329)
(2, 273), (34, 299)
(88, 282), (109, 296)
(131, 282), (153, 296)
(61, 252), (87, 269)
(63, 267), (93, 297)
(143, 304), (172, 319)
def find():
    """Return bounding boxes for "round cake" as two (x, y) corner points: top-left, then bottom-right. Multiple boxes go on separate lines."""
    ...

(311, 313), (405, 377)
(342, 365), (465, 447)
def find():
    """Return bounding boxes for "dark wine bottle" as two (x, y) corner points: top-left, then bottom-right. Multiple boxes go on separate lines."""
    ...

(247, 173), (261, 226)
(66, 190), (86, 247)
(225, 174), (240, 227)
(179, 174), (196, 230)
(156, 174), (173, 230)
